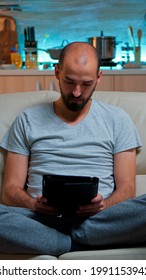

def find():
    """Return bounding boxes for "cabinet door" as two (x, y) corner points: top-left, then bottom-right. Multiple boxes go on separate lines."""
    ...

(115, 75), (146, 92)
(95, 75), (114, 91)
(0, 76), (45, 94)
(45, 75), (114, 92)
(44, 76), (59, 91)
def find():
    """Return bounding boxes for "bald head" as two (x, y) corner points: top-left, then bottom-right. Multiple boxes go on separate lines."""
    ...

(58, 42), (100, 72)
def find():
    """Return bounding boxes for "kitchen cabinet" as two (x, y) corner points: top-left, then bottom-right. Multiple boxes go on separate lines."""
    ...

(43, 72), (146, 92)
(95, 75), (114, 91)
(0, 75), (44, 94)
(0, 69), (146, 94)
(114, 75), (146, 92)
(44, 76), (60, 91)
(44, 75), (114, 91)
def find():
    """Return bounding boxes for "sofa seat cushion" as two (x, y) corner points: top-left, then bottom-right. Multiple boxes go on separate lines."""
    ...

(136, 175), (146, 196)
(58, 247), (146, 260)
(0, 254), (57, 260)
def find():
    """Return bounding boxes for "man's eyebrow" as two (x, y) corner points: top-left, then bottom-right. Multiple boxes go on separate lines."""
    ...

(83, 80), (94, 84)
(65, 76), (93, 83)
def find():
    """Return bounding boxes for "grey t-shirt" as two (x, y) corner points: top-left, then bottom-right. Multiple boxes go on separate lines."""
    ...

(0, 100), (142, 199)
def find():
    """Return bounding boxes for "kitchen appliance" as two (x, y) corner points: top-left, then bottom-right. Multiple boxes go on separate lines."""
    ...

(88, 32), (117, 66)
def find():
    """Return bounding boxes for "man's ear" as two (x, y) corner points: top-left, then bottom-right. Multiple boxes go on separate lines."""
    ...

(97, 70), (102, 83)
(55, 64), (60, 80)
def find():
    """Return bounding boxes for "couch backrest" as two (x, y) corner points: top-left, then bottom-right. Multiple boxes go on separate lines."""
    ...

(0, 90), (146, 201)
(92, 91), (146, 175)
(0, 90), (60, 202)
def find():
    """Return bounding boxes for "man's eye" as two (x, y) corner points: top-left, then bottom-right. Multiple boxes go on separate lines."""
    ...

(84, 83), (92, 86)
(66, 81), (74, 84)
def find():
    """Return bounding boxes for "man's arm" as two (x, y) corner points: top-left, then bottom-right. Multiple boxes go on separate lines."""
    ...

(2, 151), (35, 209)
(77, 148), (136, 216)
(2, 151), (58, 215)
(104, 148), (136, 208)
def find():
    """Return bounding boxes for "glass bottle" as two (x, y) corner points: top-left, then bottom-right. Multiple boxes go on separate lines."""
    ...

(12, 44), (22, 68)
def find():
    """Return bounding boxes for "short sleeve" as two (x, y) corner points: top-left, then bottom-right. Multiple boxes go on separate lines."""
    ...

(0, 112), (30, 156)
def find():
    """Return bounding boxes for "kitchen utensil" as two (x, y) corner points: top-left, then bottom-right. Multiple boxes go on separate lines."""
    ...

(0, 15), (18, 64)
(24, 47), (61, 59)
(88, 35), (116, 61)
(24, 28), (27, 42)
(134, 29), (142, 63)
(24, 26), (36, 43)
(128, 26), (135, 48)
(46, 39), (69, 59)
(30, 26), (35, 42)
(24, 39), (69, 60)
(137, 29), (142, 47)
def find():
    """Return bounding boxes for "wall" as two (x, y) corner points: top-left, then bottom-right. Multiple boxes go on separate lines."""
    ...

(0, 0), (146, 63)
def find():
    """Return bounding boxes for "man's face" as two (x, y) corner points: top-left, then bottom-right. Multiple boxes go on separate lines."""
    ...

(55, 58), (101, 112)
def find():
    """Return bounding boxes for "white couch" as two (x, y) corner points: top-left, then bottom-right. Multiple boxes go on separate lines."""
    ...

(0, 90), (146, 260)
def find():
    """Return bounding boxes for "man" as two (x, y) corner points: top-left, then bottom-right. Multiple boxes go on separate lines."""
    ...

(0, 42), (145, 256)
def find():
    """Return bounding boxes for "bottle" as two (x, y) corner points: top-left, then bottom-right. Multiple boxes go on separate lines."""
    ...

(25, 53), (34, 69)
(10, 48), (16, 65)
(12, 44), (22, 68)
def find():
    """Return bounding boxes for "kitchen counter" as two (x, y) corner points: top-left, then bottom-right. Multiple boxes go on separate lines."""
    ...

(0, 66), (146, 93)
(0, 67), (146, 76)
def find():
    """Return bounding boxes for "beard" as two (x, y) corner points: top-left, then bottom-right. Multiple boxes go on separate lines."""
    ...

(59, 84), (96, 112)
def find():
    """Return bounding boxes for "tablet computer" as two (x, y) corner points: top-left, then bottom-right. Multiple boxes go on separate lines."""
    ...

(42, 174), (99, 214)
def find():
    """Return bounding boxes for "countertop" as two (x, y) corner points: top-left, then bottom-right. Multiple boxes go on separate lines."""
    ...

(0, 66), (146, 76)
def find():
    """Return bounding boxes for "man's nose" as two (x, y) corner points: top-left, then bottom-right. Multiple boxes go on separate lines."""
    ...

(72, 85), (81, 97)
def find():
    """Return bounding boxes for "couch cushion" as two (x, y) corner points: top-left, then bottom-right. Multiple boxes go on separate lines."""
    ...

(0, 90), (146, 200)
(92, 91), (146, 175)
(136, 175), (146, 196)
(0, 254), (57, 260)
(58, 247), (146, 260)
(0, 90), (60, 144)
(0, 90), (60, 201)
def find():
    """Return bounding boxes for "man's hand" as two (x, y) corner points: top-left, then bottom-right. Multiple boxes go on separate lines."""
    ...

(34, 195), (58, 215)
(76, 194), (104, 217)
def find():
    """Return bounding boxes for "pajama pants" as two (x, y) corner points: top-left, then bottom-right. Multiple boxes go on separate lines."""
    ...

(0, 195), (146, 256)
